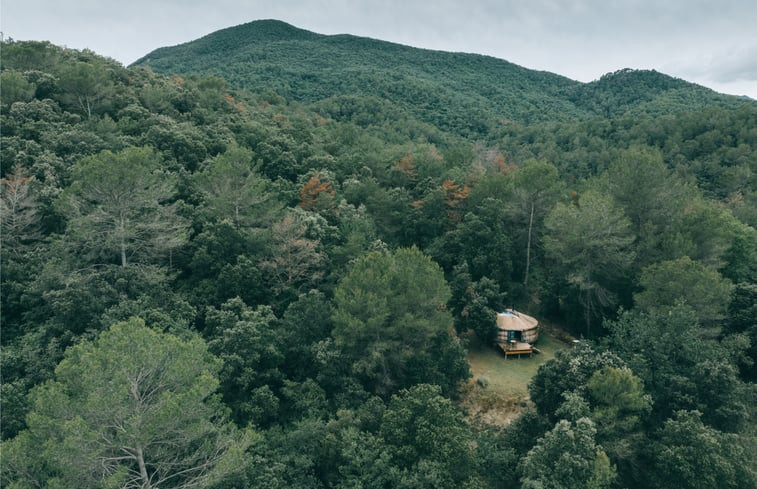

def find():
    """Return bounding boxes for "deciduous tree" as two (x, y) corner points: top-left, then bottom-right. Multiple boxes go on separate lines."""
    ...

(379, 384), (475, 487)
(205, 298), (285, 426)
(529, 342), (625, 422)
(520, 418), (616, 489)
(605, 305), (751, 431)
(260, 210), (326, 296)
(0, 166), (39, 250)
(634, 256), (733, 326)
(649, 410), (756, 489)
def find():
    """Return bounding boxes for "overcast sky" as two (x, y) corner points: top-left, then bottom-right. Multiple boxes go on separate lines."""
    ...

(3, 0), (756, 99)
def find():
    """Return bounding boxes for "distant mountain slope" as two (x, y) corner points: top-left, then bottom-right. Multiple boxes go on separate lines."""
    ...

(133, 19), (751, 137)
(568, 68), (743, 118)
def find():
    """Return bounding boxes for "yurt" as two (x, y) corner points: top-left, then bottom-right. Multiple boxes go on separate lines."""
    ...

(495, 309), (539, 354)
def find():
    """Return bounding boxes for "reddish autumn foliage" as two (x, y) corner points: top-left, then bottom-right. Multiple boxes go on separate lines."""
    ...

(394, 154), (417, 177)
(442, 179), (470, 207)
(496, 153), (517, 173)
(0, 174), (33, 194)
(299, 174), (335, 211)
(442, 179), (470, 224)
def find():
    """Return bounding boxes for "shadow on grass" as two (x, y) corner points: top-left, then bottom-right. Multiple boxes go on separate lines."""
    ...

(459, 327), (569, 426)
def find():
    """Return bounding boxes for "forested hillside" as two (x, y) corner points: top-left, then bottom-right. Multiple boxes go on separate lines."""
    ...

(1, 32), (756, 489)
(134, 20), (745, 137)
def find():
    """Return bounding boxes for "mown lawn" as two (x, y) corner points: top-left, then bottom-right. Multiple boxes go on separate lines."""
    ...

(465, 329), (566, 398)
(460, 329), (568, 425)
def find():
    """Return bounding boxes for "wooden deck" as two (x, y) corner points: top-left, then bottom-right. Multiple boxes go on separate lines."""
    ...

(498, 342), (534, 358)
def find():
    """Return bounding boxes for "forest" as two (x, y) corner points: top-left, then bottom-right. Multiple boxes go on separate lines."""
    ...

(1, 21), (756, 489)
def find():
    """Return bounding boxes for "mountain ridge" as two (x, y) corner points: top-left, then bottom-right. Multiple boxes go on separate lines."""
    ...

(133, 19), (752, 136)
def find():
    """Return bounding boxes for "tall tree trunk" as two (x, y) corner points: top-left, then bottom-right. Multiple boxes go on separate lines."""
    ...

(120, 215), (127, 268)
(585, 308), (591, 339)
(524, 201), (535, 287)
(583, 288), (593, 339)
(136, 446), (152, 489)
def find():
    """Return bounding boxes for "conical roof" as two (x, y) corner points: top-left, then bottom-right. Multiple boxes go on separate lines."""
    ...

(496, 310), (538, 331)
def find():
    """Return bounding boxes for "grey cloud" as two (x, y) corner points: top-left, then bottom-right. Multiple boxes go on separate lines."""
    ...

(675, 44), (757, 84)
(711, 47), (757, 82)
(2, 0), (756, 98)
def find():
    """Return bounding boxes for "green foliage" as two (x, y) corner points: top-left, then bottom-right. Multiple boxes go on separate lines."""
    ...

(649, 410), (756, 489)
(194, 142), (281, 227)
(528, 342), (625, 422)
(332, 247), (469, 396)
(280, 290), (335, 381)
(0, 71), (36, 108)
(449, 264), (506, 342)
(205, 298), (285, 426)
(0, 40), (65, 72)
(725, 283), (757, 379)
(567, 68), (733, 117)
(2, 33), (757, 489)
(634, 256), (734, 324)
(379, 384), (476, 487)
(0, 327), (63, 440)
(133, 21), (750, 136)
(182, 220), (269, 309)
(544, 190), (635, 335)
(721, 223), (757, 283)
(58, 146), (188, 268)
(56, 60), (116, 119)
(520, 418), (616, 489)
(1, 318), (251, 489)
(430, 198), (514, 289)
(597, 147), (692, 267)
(472, 427), (522, 489)
(605, 305), (752, 431)
(585, 366), (652, 473)
(507, 160), (566, 291)
(334, 428), (398, 489)
(586, 367), (651, 438)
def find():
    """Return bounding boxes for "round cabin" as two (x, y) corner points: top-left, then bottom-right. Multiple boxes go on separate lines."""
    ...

(495, 309), (539, 346)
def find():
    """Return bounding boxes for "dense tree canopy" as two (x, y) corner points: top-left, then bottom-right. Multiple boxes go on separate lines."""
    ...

(58, 146), (188, 268)
(544, 191), (635, 335)
(520, 418), (616, 489)
(634, 256), (733, 325)
(332, 247), (469, 396)
(1, 318), (250, 489)
(1, 35), (755, 489)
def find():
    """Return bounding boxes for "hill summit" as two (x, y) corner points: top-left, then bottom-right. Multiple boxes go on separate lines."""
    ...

(134, 20), (748, 137)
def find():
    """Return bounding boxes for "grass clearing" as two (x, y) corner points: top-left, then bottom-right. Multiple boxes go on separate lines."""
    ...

(459, 327), (568, 426)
